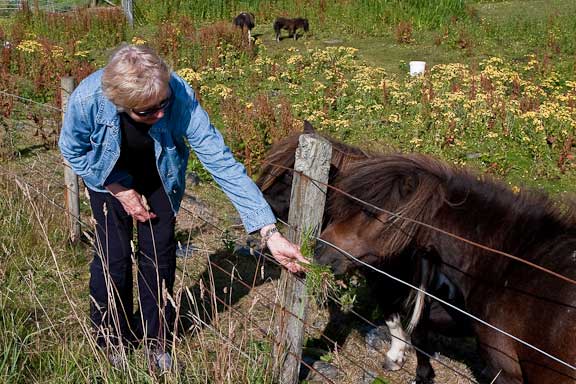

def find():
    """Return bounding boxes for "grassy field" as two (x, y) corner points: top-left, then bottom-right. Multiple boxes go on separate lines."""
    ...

(1, 1), (575, 383)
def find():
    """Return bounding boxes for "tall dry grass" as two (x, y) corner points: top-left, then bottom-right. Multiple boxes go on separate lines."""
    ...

(0, 168), (288, 383)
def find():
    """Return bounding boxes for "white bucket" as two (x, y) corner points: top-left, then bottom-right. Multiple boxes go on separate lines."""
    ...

(409, 61), (426, 76)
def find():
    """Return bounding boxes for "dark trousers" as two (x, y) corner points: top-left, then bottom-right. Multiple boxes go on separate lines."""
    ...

(87, 186), (176, 351)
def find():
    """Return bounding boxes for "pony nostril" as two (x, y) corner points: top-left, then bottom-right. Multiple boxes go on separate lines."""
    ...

(314, 241), (326, 256)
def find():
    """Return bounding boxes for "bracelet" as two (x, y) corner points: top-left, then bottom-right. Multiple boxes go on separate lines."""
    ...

(261, 226), (280, 247)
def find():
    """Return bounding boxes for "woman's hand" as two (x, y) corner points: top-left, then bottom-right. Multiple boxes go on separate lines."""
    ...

(105, 183), (157, 222)
(261, 224), (309, 274)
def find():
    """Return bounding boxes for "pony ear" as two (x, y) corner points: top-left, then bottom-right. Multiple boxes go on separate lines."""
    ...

(303, 120), (315, 133)
(399, 175), (417, 197)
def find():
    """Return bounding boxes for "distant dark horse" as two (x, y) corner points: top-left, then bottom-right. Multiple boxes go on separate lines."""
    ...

(256, 124), (471, 372)
(273, 17), (309, 42)
(233, 12), (255, 45)
(316, 153), (576, 383)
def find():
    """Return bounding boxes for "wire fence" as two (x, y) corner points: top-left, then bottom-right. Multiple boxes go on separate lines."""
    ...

(2, 88), (575, 383)
(0, 0), (23, 12)
(0, 0), (93, 15)
(4, 163), (476, 383)
(1, 161), (478, 382)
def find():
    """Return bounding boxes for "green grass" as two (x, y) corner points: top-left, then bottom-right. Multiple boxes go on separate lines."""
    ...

(293, 0), (576, 76)
(0, 171), (276, 383)
(1, 1), (576, 382)
(0, 303), (31, 382)
(128, 0), (468, 31)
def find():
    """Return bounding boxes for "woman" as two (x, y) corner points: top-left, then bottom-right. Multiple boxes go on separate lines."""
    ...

(58, 44), (307, 371)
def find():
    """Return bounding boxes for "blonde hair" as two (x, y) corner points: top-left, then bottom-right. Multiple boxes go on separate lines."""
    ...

(102, 44), (171, 110)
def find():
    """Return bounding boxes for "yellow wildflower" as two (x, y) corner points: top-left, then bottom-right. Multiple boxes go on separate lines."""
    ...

(131, 36), (147, 45)
(16, 40), (43, 54)
(177, 68), (202, 84)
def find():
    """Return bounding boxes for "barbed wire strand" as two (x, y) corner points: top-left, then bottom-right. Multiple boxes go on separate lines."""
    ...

(3, 147), (75, 198)
(0, 163), (93, 225)
(179, 304), (259, 365)
(8, 160), (481, 383)
(16, 161), (66, 191)
(313, 236), (576, 372)
(0, 89), (62, 111)
(193, 281), (339, 384)
(0, 169), (90, 227)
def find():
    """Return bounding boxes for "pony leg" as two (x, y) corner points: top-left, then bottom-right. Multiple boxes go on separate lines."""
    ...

(412, 313), (435, 384)
(414, 351), (435, 384)
(382, 313), (409, 371)
(316, 301), (354, 350)
(304, 301), (353, 356)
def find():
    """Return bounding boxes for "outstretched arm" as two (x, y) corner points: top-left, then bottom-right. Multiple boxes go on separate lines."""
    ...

(260, 224), (309, 274)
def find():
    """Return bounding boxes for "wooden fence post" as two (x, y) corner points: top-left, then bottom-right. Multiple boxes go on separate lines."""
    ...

(61, 76), (80, 243)
(121, 0), (133, 28)
(272, 134), (332, 383)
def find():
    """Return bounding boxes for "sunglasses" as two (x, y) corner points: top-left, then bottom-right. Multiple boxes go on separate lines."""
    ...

(131, 94), (172, 117)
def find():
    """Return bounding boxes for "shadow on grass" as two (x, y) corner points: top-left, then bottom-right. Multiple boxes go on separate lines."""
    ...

(176, 247), (487, 383)
(176, 246), (282, 336)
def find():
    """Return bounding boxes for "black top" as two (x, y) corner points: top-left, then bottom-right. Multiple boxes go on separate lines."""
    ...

(116, 113), (162, 194)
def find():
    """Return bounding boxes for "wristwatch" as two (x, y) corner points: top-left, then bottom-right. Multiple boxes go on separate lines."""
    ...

(261, 226), (280, 246)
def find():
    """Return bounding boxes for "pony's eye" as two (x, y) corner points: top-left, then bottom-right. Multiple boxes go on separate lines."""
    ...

(362, 209), (376, 218)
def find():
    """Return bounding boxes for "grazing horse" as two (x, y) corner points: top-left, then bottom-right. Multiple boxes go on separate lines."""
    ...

(233, 12), (255, 44)
(316, 153), (576, 383)
(273, 17), (309, 42)
(256, 126), (470, 372)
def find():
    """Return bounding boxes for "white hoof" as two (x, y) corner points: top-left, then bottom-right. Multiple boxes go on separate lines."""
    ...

(382, 354), (405, 371)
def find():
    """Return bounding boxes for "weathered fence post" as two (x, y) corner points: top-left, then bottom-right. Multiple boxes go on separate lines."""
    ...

(121, 0), (133, 28)
(61, 76), (80, 243)
(272, 134), (332, 383)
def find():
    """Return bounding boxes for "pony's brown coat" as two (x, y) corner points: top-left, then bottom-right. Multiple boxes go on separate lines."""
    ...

(256, 122), (372, 220)
(318, 153), (576, 383)
(257, 130), (473, 381)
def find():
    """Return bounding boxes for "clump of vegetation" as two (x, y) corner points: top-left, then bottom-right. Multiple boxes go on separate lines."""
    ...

(3, 1), (576, 190)
(1, 0), (576, 382)
(301, 228), (365, 313)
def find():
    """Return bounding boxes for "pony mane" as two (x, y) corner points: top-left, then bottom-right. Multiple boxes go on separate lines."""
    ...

(257, 127), (373, 192)
(328, 153), (451, 219)
(328, 153), (576, 258)
(257, 132), (301, 191)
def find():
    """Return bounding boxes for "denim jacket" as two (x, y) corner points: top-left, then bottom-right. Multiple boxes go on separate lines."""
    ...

(59, 69), (276, 233)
